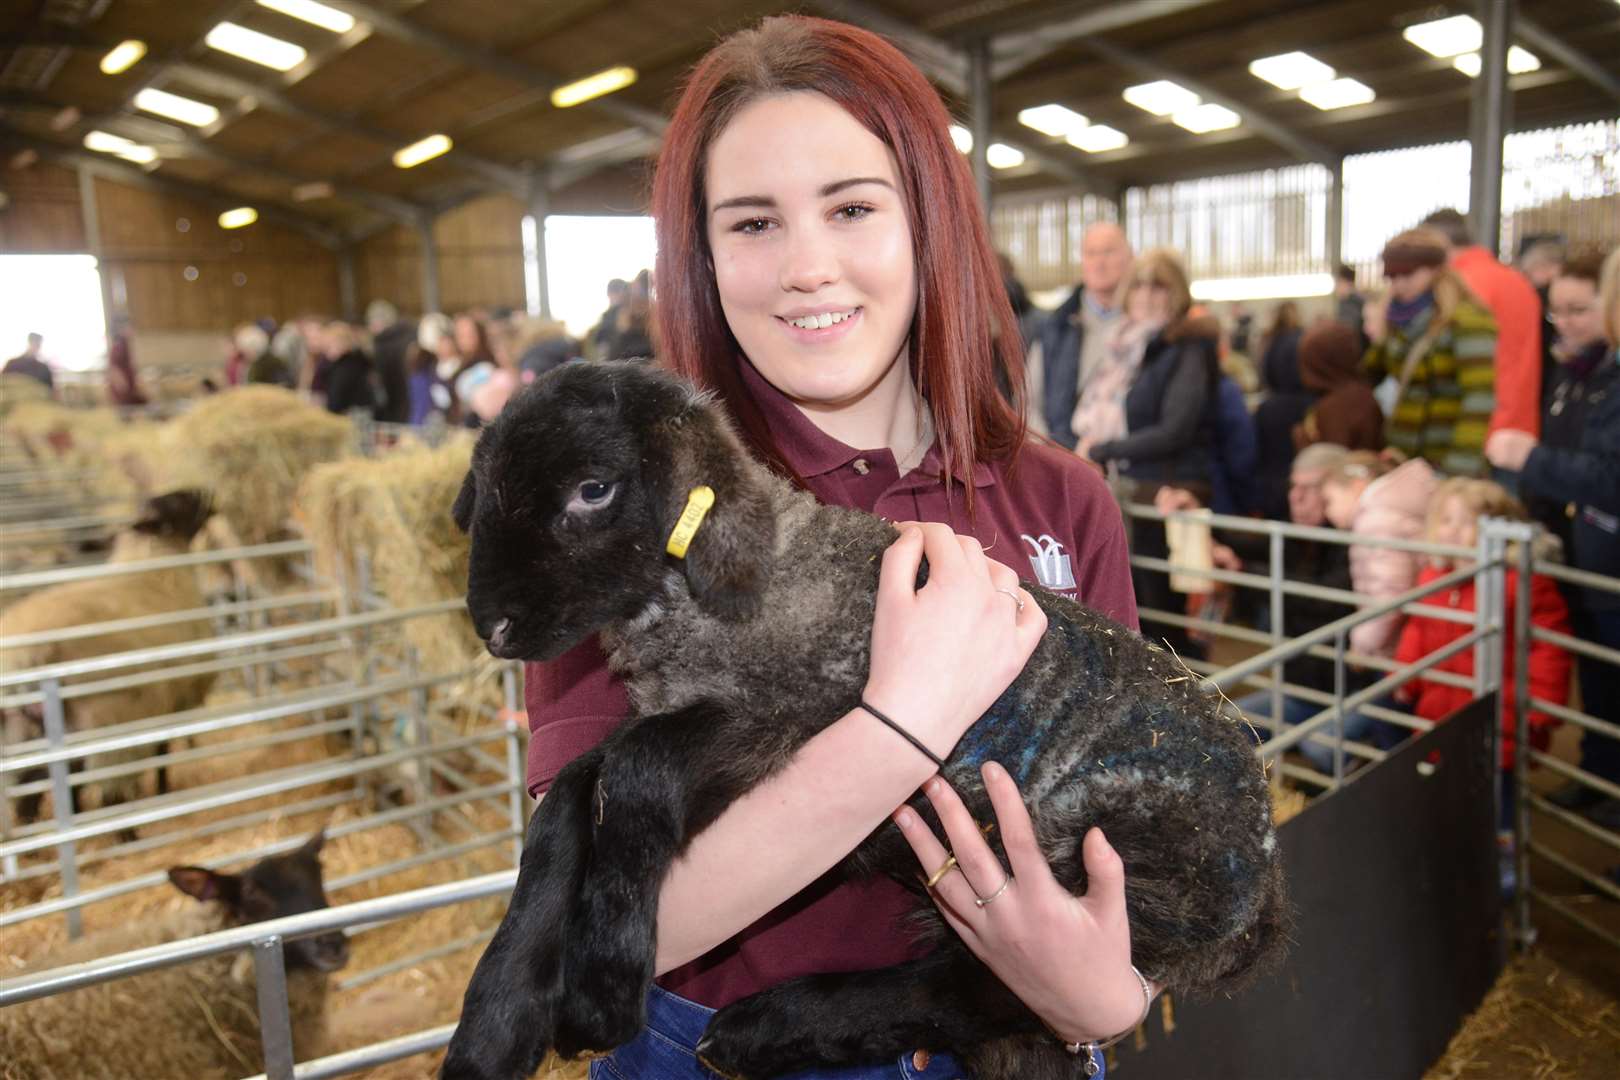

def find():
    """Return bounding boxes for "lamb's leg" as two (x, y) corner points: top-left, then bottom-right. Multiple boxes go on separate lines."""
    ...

(695, 945), (1042, 1079)
(552, 701), (770, 1059)
(440, 746), (605, 1080)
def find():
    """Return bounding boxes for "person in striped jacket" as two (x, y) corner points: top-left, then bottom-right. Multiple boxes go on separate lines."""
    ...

(1363, 227), (1499, 477)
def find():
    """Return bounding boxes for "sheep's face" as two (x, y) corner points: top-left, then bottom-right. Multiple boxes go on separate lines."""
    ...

(454, 362), (777, 661)
(168, 830), (350, 972)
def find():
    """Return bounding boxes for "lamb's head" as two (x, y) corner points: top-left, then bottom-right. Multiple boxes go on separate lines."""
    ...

(168, 829), (350, 973)
(132, 489), (213, 544)
(453, 361), (777, 661)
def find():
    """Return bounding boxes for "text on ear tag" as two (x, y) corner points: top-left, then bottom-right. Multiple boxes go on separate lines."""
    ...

(666, 485), (716, 559)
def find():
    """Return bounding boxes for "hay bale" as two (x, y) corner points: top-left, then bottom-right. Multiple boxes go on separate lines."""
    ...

(161, 386), (353, 547)
(0, 401), (161, 505)
(0, 373), (51, 419)
(297, 437), (483, 685)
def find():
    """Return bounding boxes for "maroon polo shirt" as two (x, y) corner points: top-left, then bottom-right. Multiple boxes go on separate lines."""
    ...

(523, 358), (1137, 1009)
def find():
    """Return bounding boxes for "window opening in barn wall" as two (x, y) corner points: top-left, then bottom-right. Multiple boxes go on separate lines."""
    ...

(0, 253), (108, 371)
(540, 214), (658, 339)
(994, 119), (1619, 300)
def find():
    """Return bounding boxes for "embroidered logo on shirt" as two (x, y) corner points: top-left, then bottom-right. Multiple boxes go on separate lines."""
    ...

(1022, 534), (1076, 590)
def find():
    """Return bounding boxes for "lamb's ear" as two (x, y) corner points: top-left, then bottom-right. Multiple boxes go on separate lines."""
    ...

(650, 406), (775, 621)
(451, 469), (477, 534)
(168, 866), (243, 908)
(297, 828), (326, 858)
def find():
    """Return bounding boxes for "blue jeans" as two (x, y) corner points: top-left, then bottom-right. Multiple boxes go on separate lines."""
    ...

(587, 983), (1103, 1079)
(1236, 690), (1405, 773)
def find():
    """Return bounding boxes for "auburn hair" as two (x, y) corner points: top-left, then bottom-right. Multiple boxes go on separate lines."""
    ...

(650, 15), (1027, 498)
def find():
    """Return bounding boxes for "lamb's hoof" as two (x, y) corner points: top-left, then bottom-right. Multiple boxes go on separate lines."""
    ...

(695, 996), (812, 1080)
(440, 989), (551, 1080)
(552, 962), (649, 1059)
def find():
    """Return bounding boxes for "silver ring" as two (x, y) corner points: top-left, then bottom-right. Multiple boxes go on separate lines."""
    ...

(995, 587), (1025, 614)
(974, 873), (1012, 907)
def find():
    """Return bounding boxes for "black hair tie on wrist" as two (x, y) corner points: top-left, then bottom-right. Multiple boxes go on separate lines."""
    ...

(859, 698), (947, 770)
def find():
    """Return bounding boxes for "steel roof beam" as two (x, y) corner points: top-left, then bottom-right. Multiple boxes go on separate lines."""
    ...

(0, 24), (528, 193)
(810, 0), (1098, 192)
(1076, 36), (1337, 166)
(990, 0), (1220, 83)
(4, 126), (344, 248)
(0, 90), (427, 223)
(1516, 17), (1620, 103)
(165, 61), (527, 191)
(325, 1), (668, 139)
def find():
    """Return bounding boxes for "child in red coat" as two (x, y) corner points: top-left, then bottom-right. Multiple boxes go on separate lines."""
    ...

(1394, 477), (1572, 779)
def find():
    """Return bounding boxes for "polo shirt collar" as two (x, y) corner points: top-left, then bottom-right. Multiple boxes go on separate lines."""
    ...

(735, 355), (997, 488)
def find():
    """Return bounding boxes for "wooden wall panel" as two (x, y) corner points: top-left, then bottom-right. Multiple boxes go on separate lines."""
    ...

(89, 176), (340, 332)
(0, 164), (88, 253)
(355, 195), (526, 315)
(355, 223), (424, 315)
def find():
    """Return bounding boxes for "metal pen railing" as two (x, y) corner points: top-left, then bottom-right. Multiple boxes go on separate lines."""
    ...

(1125, 500), (1619, 958)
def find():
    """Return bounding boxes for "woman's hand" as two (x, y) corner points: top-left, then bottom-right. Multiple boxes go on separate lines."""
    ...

(1211, 543), (1242, 572)
(893, 761), (1148, 1043)
(1154, 486), (1202, 515)
(1485, 429), (1538, 472)
(863, 524), (1047, 760)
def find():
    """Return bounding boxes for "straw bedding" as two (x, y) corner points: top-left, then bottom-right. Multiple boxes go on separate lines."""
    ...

(0, 759), (574, 1078)
(1426, 951), (1620, 1080)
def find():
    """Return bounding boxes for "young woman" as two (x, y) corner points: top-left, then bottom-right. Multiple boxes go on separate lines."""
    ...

(524, 16), (1151, 1077)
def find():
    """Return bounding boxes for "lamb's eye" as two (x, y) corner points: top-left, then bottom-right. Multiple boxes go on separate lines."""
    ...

(566, 480), (617, 514)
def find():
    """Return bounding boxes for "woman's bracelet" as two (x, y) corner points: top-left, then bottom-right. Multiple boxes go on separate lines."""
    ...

(858, 698), (947, 770)
(1061, 964), (1155, 1073)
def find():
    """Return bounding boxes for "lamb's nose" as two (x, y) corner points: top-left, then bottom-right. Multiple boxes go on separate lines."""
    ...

(488, 618), (512, 650)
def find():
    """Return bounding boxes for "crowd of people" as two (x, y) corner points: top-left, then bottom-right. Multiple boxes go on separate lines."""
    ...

(209, 270), (655, 428)
(1020, 215), (1619, 852)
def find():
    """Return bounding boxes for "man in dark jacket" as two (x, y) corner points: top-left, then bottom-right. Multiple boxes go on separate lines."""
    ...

(3, 333), (53, 392)
(366, 300), (415, 424)
(320, 321), (379, 418)
(1028, 222), (1132, 449)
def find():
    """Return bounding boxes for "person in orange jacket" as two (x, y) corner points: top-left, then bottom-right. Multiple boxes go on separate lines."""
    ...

(1394, 477), (1571, 818)
(1421, 209), (1543, 493)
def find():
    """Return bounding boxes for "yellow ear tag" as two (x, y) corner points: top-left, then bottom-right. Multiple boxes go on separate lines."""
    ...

(665, 485), (716, 559)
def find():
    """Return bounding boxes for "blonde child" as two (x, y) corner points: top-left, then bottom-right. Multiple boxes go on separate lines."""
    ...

(1393, 478), (1571, 779)
(1321, 451), (1439, 658)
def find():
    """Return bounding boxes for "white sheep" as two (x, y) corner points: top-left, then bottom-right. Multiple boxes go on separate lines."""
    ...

(1, 491), (217, 824)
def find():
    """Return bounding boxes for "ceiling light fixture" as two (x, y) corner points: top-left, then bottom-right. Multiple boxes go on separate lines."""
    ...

(83, 130), (159, 165)
(218, 207), (259, 229)
(99, 39), (147, 75)
(292, 181), (335, 202)
(134, 87), (221, 127)
(950, 125), (973, 153)
(1017, 104), (1090, 138)
(1123, 80), (1200, 116)
(550, 66), (638, 108)
(205, 22), (308, 71)
(1451, 46), (1542, 77)
(1066, 125), (1129, 153)
(1297, 77), (1377, 110)
(1171, 102), (1241, 133)
(254, 0), (356, 33)
(1248, 51), (1336, 90)
(987, 143), (1026, 169)
(1401, 14), (1483, 58)
(393, 133), (453, 168)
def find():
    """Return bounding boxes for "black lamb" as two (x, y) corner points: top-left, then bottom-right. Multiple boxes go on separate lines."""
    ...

(442, 360), (1288, 1080)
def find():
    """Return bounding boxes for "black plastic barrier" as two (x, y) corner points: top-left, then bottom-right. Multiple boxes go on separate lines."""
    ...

(1113, 695), (1503, 1079)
